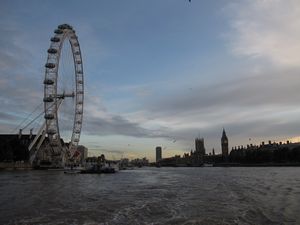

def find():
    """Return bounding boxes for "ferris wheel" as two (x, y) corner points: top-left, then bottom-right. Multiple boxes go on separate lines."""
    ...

(43, 24), (84, 158)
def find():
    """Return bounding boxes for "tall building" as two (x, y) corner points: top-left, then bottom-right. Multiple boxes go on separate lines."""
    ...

(195, 138), (205, 156)
(77, 145), (88, 164)
(221, 128), (229, 157)
(189, 137), (205, 166)
(156, 146), (162, 162)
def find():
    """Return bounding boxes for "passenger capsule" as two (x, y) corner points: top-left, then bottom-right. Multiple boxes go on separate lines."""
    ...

(47, 48), (58, 54)
(77, 80), (83, 84)
(54, 29), (63, 34)
(77, 71), (82, 74)
(73, 42), (79, 47)
(43, 79), (54, 85)
(77, 91), (83, 94)
(43, 97), (54, 102)
(50, 37), (60, 42)
(44, 114), (54, 120)
(45, 63), (56, 69)
(74, 138), (79, 142)
(76, 60), (81, 64)
(58, 24), (72, 30)
(77, 101), (83, 104)
(74, 51), (80, 55)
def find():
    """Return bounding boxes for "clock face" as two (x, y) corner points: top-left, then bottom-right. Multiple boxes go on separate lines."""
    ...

(223, 140), (228, 144)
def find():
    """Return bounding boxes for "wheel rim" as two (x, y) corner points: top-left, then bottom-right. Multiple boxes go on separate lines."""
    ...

(43, 24), (84, 158)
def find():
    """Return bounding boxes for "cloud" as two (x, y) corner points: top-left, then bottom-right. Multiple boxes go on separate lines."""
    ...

(124, 66), (300, 151)
(0, 112), (18, 122)
(146, 68), (299, 118)
(226, 0), (300, 67)
(91, 149), (125, 155)
(81, 95), (169, 139)
(0, 22), (45, 133)
(85, 114), (153, 137)
(0, 22), (40, 86)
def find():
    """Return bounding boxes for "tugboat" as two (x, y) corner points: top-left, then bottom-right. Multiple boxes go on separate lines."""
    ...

(81, 154), (118, 174)
(81, 164), (116, 174)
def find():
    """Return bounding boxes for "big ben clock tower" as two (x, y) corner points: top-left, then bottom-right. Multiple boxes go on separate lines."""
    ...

(221, 128), (229, 157)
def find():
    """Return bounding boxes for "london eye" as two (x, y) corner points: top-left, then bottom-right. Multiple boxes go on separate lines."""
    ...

(43, 24), (84, 159)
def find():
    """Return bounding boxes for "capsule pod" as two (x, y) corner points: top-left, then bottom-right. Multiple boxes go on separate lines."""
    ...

(71, 35), (77, 39)
(43, 79), (54, 85)
(77, 71), (82, 74)
(76, 60), (81, 64)
(45, 63), (56, 69)
(54, 29), (63, 34)
(77, 91), (83, 94)
(44, 114), (54, 120)
(73, 138), (79, 142)
(43, 97), (54, 102)
(58, 24), (66, 29)
(47, 48), (58, 54)
(58, 24), (72, 30)
(50, 37), (60, 42)
(73, 42), (79, 47)
(75, 51), (80, 55)
(77, 80), (83, 84)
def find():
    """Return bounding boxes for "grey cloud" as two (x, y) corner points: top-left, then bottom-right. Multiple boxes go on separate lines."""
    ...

(0, 112), (18, 121)
(225, 0), (300, 67)
(80, 68), (300, 145)
(0, 23), (43, 115)
(0, 112), (22, 133)
(125, 68), (300, 150)
(94, 149), (125, 155)
(83, 114), (167, 138)
(165, 111), (300, 152)
(147, 69), (300, 117)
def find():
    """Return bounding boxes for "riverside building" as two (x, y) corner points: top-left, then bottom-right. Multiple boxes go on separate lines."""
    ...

(156, 146), (162, 162)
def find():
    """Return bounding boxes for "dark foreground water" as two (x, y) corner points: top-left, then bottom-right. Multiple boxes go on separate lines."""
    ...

(0, 167), (299, 225)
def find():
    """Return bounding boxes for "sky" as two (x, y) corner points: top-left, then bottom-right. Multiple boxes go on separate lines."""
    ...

(1, 0), (300, 161)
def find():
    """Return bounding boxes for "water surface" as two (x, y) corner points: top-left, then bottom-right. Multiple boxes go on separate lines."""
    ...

(0, 167), (299, 225)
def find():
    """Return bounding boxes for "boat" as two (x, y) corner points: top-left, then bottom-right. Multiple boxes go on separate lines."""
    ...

(80, 160), (119, 174)
(101, 165), (116, 173)
(79, 154), (120, 174)
(81, 163), (116, 174)
(64, 164), (84, 174)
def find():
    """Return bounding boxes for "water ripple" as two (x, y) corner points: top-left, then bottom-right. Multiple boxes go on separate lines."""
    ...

(0, 167), (299, 224)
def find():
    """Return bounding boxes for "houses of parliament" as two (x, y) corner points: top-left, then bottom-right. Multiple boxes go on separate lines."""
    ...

(156, 127), (300, 166)
(156, 129), (229, 166)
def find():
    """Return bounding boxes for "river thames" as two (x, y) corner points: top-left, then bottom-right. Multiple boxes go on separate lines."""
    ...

(0, 167), (299, 225)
